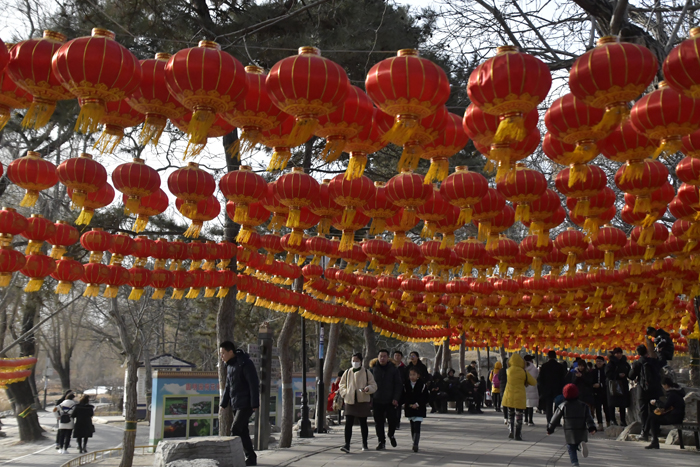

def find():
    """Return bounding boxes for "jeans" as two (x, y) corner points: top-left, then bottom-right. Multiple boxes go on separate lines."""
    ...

(57, 429), (72, 450)
(567, 443), (579, 464)
(230, 407), (255, 461)
(344, 415), (368, 446)
(372, 402), (397, 442)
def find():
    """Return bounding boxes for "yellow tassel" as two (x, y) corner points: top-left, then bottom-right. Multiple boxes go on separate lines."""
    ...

(185, 287), (200, 299)
(76, 209), (95, 225)
(583, 218), (600, 240)
(652, 137), (683, 160)
(572, 142), (598, 165)
(89, 252), (104, 263)
(236, 227), (253, 244)
(268, 148), (292, 171)
(341, 208), (356, 226)
(19, 190), (40, 208)
(462, 263), (472, 276)
(633, 196), (651, 214)
(420, 222), (436, 239)
(236, 291), (246, 300)
(217, 287), (229, 298)
(458, 207), (473, 225)
(178, 201), (199, 219)
(132, 215), (150, 233)
(514, 204), (530, 223)
(643, 246), (655, 261)
(124, 196), (141, 215)
(74, 99), (105, 134)
(70, 191), (87, 210)
(171, 289), (185, 300)
(151, 288), (166, 300)
(289, 117), (319, 147)
(204, 287), (216, 298)
(537, 231), (549, 247)
(102, 285), (119, 298)
(55, 281), (72, 294)
(604, 251), (614, 269)
(392, 234), (406, 249)
(320, 136), (346, 162)
(369, 218), (386, 236)
(26, 242), (42, 255)
(566, 252), (577, 270)
(140, 114), (168, 147)
(296, 255), (306, 266)
(382, 115), (419, 146)
(572, 199), (589, 218)
(493, 113), (526, 143)
(50, 246), (66, 260)
(440, 234), (455, 249)
(183, 221), (203, 238)
(477, 221), (490, 242)
(184, 107), (216, 158)
(284, 253), (293, 264)
(568, 163), (587, 187)
(83, 284), (100, 297)
(128, 288), (145, 300)
(532, 257), (543, 278)
(483, 159), (496, 174)
(246, 294), (256, 303)
(494, 159), (513, 183)
(21, 99), (57, 130)
(24, 278), (44, 292)
(239, 128), (263, 156)
(286, 208), (301, 229)
(233, 204), (249, 224)
(289, 229), (304, 246)
(425, 158), (449, 184)
(93, 126), (124, 154)
(593, 105), (626, 134)
(400, 208), (417, 229)
(339, 230), (354, 252)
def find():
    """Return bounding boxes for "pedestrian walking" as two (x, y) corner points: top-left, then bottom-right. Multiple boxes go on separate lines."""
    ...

(339, 353), (377, 453)
(53, 389), (74, 450)
(393, 350), (408, 429)
(370, 349), (403, 450)
(605, 348), (630, 426)
(590, 356), (610, 430)
(403, 368), (429, 453)
(72, 395), (94, 453)
(524, 355), (539, 426)
(219, 341), (260, 466)
(538, 350), (568, 425)
(55, 392), (77, 454)
(498, 358), (509, 425)
(547, 384), (597, 467)
(628, 344), (663, 442)
(502, 354), (537, 441)
(490, 361), (503, 412)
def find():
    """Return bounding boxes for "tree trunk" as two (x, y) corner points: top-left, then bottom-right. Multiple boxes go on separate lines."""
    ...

(362, 322), (377, 368)
(143, 344), (153, 424)
(322, 322), (340, 391)
(217, 129), (241, 436)
(459, 333), (466, 375)
(56, 364), (70, 393)
(432, 345), (442, 374)
(120, 354), (139, 467)
(500, 345), (508, 362)
(691, 298), (700, 388)
(476, 349), (482, 377)
(441, 340), (451, 373)
(277, 308), (300, 448)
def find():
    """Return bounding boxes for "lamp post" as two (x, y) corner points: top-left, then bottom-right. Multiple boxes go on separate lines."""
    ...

(315, 322), (326, 433)
(299, 314), (314, 438)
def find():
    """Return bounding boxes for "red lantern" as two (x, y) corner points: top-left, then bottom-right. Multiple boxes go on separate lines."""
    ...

(170, 265), (195, 299)
(112, 157), (161, 215)
(663, 28), (700, 99)
(50, 256), (83, 294)
(614, 159), (669, 214)
(471, 188), (506, 242)
(20, 253), (56, 292)
(70, 182), (115, 226)
(366, 49), (450, 145)
(569, 36), (657, 130)
(149, 269), (173, 300)
(81, 262), (110, 297)
(359, 181), (400, 236)
(185, 268), (208, 299)
(94, 99), (144, 153)
(7, 30), (72, 129)
(396, 106), (448, 173)
(385, 169), (432, 229)
(47, 221), (79, 259)
(127, 266), (151, 300)
(631, 223), (669, 261)
(421, 112), (469, 183)
(56, 153), (108, 209)
(163, 40), (246, 154)
(416, 187), (452, 239)
(0, 246), (25, 287)
(0, 55), (32, 131)
(21, 214), (56, 254)
(175, 195), (221, 238)
(440, 166), (488, 225)
(467, 46), (551, 143)
(342, 109), (393, 180)
(267, 47), (349, 147)
(331, 210), (370, 253)
(554, 228), (588, 272)
(598, 120), (656, 164)
(129, 188), (168, 233)
(309, 179), (344, 236)
(677, 156), (700, 186)
(328, 173), (376, 240)
(126, 53), (187, 146)
(168, 162), (216, 218)
(52, 28), (141, 134)
(463, 104), (538, 147)
(274, 168), (320, 229)
(103, 263), (130, 298)
(496, 163), (547, 223)
(219, 165), (267, 224)
(108, 233), (135, 265)
(592, 225), (627, 268)
(6, 150), (58, 207)
(0, 208), (28, 244)
(474, 128), (541, 182)
(80, 228), (113, 263)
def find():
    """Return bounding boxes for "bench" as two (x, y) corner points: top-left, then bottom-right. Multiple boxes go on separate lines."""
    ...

(674, 400), (700, 450)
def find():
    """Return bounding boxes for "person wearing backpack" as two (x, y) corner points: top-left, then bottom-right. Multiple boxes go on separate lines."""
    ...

(490, 361), (503, 412)
(54, 392), (77, 454)
(547, 384), (597, 467)
(628, 344), (663, 442)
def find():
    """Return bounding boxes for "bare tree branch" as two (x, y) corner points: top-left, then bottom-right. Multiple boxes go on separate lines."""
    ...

(610, 0), (629, 36)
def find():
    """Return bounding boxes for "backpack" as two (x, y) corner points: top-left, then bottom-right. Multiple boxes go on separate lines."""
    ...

(639, 359), (658, 393)
(59, 407), (71, 424)
(492, 371), (500, 389)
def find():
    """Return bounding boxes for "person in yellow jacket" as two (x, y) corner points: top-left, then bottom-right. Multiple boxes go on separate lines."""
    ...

(489, 362), (503, 412)
(502, 354), (537, 441)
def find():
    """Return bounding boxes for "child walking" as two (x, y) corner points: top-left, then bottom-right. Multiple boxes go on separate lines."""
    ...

(403, 368), (429, 452)
(547, 384), (597, 467)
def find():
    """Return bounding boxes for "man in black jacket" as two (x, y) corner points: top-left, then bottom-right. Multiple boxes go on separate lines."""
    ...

(371, 349), (403, 450)
(219, 341), (260, 466)
(498, 358), (509, 424)
(591, 356), (610, 429)
(537, 350), (568, 425)
(629, 344), (663, 442)
(393, 350), (408, 429)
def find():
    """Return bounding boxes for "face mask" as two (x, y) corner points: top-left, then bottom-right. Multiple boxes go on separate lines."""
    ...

(352, 361), (361, 369)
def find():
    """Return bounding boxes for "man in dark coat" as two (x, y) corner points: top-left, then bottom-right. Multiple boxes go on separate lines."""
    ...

(605, 348), (630, 426)
(537, 350), (568, 425)
(371, 349), (403, 450)
(498, 358), (509, 424)
(220, 341), (260, 466)
(629, 344), (663, 442)
(590, 356), (610, 429)
(393, 350), (408, 429)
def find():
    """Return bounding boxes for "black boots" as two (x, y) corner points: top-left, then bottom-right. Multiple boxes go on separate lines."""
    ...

(645, 438), (660, 449)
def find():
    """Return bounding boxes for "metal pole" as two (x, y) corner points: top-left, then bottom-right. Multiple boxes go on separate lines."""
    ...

(535, 345), (539, 367)
(299, 315), (314, 438)
(315, 322), (326, 433)
(487, 346), (490, 374)
(255, 323), (273, 450)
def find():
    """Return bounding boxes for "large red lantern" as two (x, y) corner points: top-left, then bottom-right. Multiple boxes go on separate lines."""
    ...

(614, 159), (669, 214)
(126, 53), (187, 146)
(592, 225), (627, 269)
(103, 263), (130, 298)
(52, 28), (141, 134)
(219, 165), (267, 224)
(440, 166), (488, 225)
(69, 182), (114, 226)
(175, 196), (221, 238)
(463, 104), (538, 147)
(366, 49), (450, 145)
(0, 54), (32, 130)
(0, 246), (25, 287)
(6, 150), (58, 207)
(47, 221), (79, 259)
(81, 262), (110, 297)
(129, 188), (168, 233)
(56, 153), (107, 209)
(80, 228), (113, 263)
(164, 40), (246, 153)
(51, 256), (83, 294)
(471, 188), (506, 242)
(359, 181), (400, 236)
(467, 46), (551, 143)
(21, 214), (56, 254)
(662, 28), (700, 99)
(7, 30), (72, 129)
(274, 168), (320, 229)
(496, 163), (547, 222)
(421, 112), (469, 183)
(554, 228), (588, 272)
(168, 162), (215, 218)
(94, 99), (144, 153)
(112, 158), (161, 215)
(342, 109), (392, 180)
(385, 169), (432, 229)
(328, 173), (376, 234)
(569, 36), (657, 130)
(149, 269), (173, 300)
(20, 253), (56, 292)
(266, 47), (349, 147)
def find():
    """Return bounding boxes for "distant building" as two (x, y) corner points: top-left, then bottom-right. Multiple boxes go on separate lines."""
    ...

(124, 354), (195, 419)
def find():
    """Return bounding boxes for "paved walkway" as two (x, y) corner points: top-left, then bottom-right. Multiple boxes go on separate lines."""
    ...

(255, 409), (700, 467)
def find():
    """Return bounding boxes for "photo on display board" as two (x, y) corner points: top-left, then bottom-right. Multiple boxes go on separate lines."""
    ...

(164, 397), (189, 416)
(189, 396), (212, 415)
(189, 418), (211, 437)
(164, 420), (187, 438)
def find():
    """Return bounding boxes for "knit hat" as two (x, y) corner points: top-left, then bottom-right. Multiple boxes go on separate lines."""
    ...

(563, 383), (579, 400)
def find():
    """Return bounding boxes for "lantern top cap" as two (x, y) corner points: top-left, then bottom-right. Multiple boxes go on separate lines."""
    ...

(245, 65), (264, 74)
(155, 52), (171, 61)
(198, 40), (221, 50)
(43, 30), (66, 42)
(658, 81), (668, 89)
(374, 181), (385, 187)
(455, 166), (469, 172)
(496, 45), (519, 54)
(291, 167), (305, 174)
(26, 151), (41, 158)
(79, 153), (93, 159)
(298, 46), (320, 56)
(322, 179), (331, 184)
(91, 28), (115, 40)
(56, 220), (68, 225)
(186, 162), (199, 168)
(2, 207), (15, 212)
(400, 167), (413, 173)
(59, 255), (73, 260)
(397, 49), (419, 57)
(30, 214), (43, 218)
(132, 157), (145, 164)
(91, 228), (104, 232)
(690, 27), (700, 38)
(596, 36), (618, 46)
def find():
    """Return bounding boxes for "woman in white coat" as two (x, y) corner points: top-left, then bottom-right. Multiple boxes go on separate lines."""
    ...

(338, 352), (377, 453)
(54, 393), (77, 454)
(524, 355), (539, 426)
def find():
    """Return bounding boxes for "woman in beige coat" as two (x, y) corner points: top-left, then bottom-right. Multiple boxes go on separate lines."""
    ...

(502, 354), (537, 441)
(338, 353), (377, 453)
